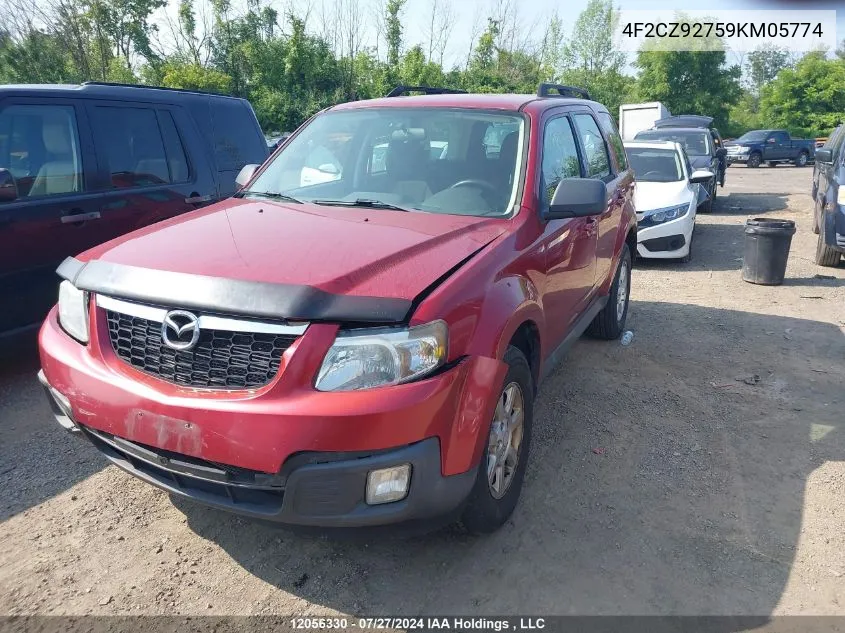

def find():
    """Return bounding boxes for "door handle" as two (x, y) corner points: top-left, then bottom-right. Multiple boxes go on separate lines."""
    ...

(61, 210), (101, 224)
(185, 194), (213, 204)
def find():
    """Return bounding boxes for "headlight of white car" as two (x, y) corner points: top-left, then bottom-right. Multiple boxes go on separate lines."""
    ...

(644, 204), (689, 225)
(315, 320), (448, 391)
(58, 280), (89, 343)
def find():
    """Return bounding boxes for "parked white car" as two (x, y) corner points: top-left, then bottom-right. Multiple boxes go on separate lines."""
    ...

(624, 140), (714, 263)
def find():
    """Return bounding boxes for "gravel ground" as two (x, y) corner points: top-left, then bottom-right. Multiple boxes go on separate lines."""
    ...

(1, 164), (843, 618)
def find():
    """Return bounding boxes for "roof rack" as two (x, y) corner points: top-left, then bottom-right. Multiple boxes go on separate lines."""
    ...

(81, 81), (225, 97)
(536, 82), (590, 100)
(386, 85), (468, 98)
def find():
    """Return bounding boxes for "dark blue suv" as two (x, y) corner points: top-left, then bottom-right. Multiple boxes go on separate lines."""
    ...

(813, 125), (845, 267)
(0, 82), (268, 338)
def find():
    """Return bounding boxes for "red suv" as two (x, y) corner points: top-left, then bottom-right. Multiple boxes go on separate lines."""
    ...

(38, 83), (637, 533)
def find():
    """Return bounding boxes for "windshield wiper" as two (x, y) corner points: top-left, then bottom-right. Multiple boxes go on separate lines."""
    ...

(311, 198), (413, 212)
(239, 191), (303, 204)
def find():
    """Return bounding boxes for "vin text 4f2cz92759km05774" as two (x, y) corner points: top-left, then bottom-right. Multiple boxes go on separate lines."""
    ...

(38, 83), (637, 534)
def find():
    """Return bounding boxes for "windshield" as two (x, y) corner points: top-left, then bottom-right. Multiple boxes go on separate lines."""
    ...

(626, 147), (683, 182)
(246, 108), (526, 217)
(635, 130), (710, 156)
(736, 131), (769, 143)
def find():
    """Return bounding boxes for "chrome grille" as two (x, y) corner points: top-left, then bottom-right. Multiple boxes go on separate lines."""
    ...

(98, 296), (306, 390)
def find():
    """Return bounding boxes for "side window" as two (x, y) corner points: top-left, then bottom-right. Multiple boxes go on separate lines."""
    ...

(772, 131), (789, 144)
(157, 111), (190, 183)
(541, 117), (581, 205)
(573, 114), (611, 179)
(597, 112), (627, 170)
(370, 136), (389, 174)
(210, 99), (266, 171)
(0, 104), (83, 200)
(92, 106), (172, 189)
(829, 127), (845, 161)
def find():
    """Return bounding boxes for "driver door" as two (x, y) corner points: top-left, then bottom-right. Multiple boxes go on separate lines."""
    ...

(539, 112), (598, 349)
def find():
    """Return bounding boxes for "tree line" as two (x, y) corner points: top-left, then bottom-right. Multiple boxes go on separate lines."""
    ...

(1, 0), (843, 138)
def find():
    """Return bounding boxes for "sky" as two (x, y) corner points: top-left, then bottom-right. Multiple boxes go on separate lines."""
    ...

(154, 0), (843, 71)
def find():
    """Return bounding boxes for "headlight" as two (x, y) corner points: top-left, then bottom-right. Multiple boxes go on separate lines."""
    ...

(643, 204), (689, 225)
(737, 146), (750, 154)
(315, 320), (448, 391)
(838, 188), (845, 206)
(58, 281), (89, 343)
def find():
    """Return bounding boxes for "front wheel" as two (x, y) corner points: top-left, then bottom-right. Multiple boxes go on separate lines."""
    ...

(747, 153), (762, 168)
(795, 152), (809, 167)
(460, 346), (533, 534)
(816, 220), (842, 267)
(587, 243), (631, 340)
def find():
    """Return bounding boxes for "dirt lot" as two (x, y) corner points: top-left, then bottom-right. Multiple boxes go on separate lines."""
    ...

(1, 164), (844, 618)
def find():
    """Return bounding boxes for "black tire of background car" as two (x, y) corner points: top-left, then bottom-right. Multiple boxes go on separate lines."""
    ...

(795, 152), (809, 167)
(747, 153), (762, 168)
(587, 243), (632, 340)
(459, 346), (534, 534)
(815, 222), (842, 267)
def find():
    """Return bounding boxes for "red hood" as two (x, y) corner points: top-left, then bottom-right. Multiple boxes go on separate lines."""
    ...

(80, 199), (507, 301)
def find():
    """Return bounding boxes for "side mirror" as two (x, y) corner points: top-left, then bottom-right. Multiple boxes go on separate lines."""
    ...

(0, 168), (18, 203)
(690, 169), (714, 184)
(547, 178), (608, 220)
(235, 164), (259, 188)
(815, 148), (832, 163)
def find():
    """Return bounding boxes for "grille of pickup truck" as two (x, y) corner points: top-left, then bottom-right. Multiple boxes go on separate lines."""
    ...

(100, 297), (303, 389)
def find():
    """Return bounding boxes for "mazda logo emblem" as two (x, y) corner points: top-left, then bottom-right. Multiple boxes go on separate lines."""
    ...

(161, 310), (200, 351)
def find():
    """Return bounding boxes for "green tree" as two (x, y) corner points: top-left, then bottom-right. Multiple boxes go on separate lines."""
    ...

(746, 44), (790, 96)
(635, 37), (741, 130)
(384, 0), (405, 70)
(561, 0), (624, 76)
(758, 52), (845, 138)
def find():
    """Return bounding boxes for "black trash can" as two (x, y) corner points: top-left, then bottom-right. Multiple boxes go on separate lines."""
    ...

(741, 218), (796, 286)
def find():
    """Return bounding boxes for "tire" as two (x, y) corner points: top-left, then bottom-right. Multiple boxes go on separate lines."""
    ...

(587, 243), (631, 340)
(767, 161), (777, 168)
(795, 152), (809, 167)
(816, 219), (842, 267)
(460, 346), (533, 534)
(747, 153), (762, 168)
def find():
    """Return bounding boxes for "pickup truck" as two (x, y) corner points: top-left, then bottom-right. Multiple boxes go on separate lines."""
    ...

(725, 130), (815, 168)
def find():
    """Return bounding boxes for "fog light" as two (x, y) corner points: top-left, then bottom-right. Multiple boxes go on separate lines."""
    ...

(366, 464), (411, 505)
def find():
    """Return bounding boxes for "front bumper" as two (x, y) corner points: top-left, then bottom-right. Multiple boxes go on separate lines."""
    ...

(636, 212), (694, 259)
(39, 307), (505, 528)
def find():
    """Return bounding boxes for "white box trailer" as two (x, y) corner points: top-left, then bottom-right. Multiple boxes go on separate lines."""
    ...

(619, 102), (671, 141)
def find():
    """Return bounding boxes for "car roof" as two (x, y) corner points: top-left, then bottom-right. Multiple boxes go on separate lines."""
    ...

(624, 140), (681, 151)
(0, 82), (248, 104)
(330, 92), (608, 114)
(639, 127), (710, 135)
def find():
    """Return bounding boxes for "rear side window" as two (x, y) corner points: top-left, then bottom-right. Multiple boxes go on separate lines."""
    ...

(91, 106), (184, 189)
(573, 114), (611, 179)
(209, 99), (266, 171)
(0, 104), (84, 200)
(541, 117), (581, 205)
(597, 112), (627, 171)
(771, 131), (789, 143)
